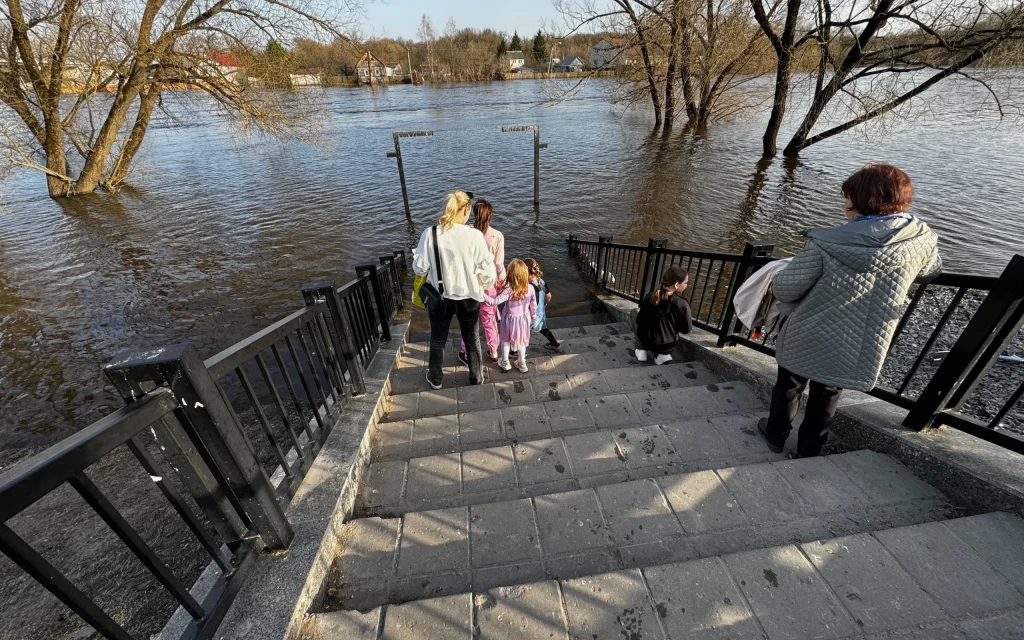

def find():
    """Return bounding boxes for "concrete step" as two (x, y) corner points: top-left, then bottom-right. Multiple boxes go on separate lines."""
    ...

(383, 361), (719, 422)
(310, 511), (1024, 640)
(403, 321), (631, 351)
(325, 450), (958, 613)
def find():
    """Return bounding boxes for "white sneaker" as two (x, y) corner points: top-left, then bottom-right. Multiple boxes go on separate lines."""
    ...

(517, 360), (529, 373)
(635, 349), (648, 362)
(654, 353), (673, 365)
(425, 370), (442, 390)
(498, 360), (512, 372)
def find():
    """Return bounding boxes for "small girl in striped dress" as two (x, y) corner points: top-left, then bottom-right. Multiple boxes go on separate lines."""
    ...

(485, 259), (536, 373)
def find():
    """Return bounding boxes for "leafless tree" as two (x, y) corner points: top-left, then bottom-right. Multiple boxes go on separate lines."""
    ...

(752, 0), (1024, 157)
(418, 13), (435, 81)
(1, 0), (360, 198)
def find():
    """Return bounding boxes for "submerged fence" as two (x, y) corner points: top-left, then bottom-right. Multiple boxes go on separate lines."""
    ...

(0, 252), (407, 640)
(569, 234), (1024, 455)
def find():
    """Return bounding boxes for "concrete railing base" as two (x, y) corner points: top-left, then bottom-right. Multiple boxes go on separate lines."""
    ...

(599, 294), (1024, 519)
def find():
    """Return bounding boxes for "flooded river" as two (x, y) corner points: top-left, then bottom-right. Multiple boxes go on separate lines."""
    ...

(2, 77), (1023, 466)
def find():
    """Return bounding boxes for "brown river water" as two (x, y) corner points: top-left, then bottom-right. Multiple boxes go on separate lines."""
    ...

(2, 77), (1023, 469)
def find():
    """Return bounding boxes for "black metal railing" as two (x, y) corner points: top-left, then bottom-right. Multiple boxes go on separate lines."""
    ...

(0, 251), (408, 640)
(568, 234), (1024, 455)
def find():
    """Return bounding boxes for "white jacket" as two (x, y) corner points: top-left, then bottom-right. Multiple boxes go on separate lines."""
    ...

(733, 258), (792, 337)
(413, 224), (497, 302)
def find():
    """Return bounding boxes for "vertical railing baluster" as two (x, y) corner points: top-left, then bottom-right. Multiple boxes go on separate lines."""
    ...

(271, 343), (316, 442)
(255, 353), (305, 459)
(235, 366), (293, 476)
(302, 281), (368, 396)
(284, 335), (325, 431)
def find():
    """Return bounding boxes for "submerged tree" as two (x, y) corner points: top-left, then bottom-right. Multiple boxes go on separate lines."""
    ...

(753, 0), (1024, 157)
(0, 0), (358, 198)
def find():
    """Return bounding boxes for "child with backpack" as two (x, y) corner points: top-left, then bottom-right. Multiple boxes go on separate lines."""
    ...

(525, 258), (561, 349)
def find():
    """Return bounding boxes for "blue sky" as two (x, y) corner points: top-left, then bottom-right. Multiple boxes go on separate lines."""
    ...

(362, 0), (565, 40)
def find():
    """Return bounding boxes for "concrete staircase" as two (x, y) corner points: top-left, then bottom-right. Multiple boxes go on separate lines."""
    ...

(303, 318), (1024, 639)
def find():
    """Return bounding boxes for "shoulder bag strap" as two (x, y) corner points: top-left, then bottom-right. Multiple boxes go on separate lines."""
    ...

(431, 225), (445, 296)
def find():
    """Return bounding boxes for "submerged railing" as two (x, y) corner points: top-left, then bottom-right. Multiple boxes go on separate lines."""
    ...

(0, 252), (407, 640)
(568, 234), (1024, 455)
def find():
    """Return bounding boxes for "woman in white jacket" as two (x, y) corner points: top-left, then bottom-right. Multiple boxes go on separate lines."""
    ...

(414, 191), (497, 389)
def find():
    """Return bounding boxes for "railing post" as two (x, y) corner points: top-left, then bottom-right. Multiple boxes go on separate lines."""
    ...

(380, 255), (405, 310)
(105, 344), (294, 550)
(302, 281), (368, 396)
(639, 237), (668, 301)
(904, 254), (1024, 430)
(356, 262), (392, 342)
(597, 236), (613, 286)
(717, 241), (775, 348)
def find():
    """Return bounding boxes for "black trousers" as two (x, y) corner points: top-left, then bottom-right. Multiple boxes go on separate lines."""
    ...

(539, 327), (559, 346)
(427, 299), (483, 385)
(764, 365), (843, 457)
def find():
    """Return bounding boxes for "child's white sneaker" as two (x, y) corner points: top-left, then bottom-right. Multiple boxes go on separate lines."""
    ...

(517, 360), (529, 373)
(654, 353), (673, 365)
(498, 360), (512, 372)
(635, 349), (648, 362)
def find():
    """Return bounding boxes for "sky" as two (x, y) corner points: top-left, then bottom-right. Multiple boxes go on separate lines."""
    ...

(361, 0), (566, 41)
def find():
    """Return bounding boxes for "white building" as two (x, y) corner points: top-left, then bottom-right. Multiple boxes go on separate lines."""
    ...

(503, 50), (526, 71)
(289, 68), (322, 87)
(385, 62), (404, 79)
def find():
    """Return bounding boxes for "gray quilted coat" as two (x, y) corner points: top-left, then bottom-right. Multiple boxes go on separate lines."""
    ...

(773, 215), (941, 391)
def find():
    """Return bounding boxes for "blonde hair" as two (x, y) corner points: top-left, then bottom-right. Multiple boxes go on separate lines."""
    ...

(505, 259), (530, 301)
(524, 258), (543, 279)
(439, 191), (471, 230)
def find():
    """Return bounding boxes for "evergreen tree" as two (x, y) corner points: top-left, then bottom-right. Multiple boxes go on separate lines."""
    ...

(497, 38), (507, 58)
(532, 30), (547, 61)
(266, 39), (287, 58)
(510, 31), (522, 51)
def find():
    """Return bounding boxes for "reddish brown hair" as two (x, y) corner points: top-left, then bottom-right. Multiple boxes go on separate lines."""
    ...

(473, 199), (493, 234)
(841, 163), (914, 216)
(650, 266), (688, 306)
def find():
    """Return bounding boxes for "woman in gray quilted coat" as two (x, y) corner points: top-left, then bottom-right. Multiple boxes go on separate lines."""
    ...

(758, 164), (941, 457)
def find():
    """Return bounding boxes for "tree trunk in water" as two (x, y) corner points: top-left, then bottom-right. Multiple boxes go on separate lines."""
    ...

(663, 27), (680, 129)
(106, 84), (161, 187)
(73, 72), (145, 194)
(43, 118), (70, 197)
(762, 50), (792, 157)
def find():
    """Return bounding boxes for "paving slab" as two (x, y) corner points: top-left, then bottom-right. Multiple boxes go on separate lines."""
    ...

(362, 460), (406, 508)
(959, 607), (1024, 640)
(461, 446), (517, 496)
(513, 438), (574, 488)
(568, 370), (611, 397)
(494, 379), (536, 407)
(942, 512), (1024, 593)
(395, 507), (469, 578)
(380, 594), (470, 640)
(586, 394), (640, 429)
(716, 462), (809, 523)
(456, 383), (496, 413)
(626, 390), (685, 424)
(535, 488), (612, 556)
(596, 479), (683, 545)
(867, 622), (966, 639)
(473, 581), (568, 640)
(616, 425), (679, 469)
(661, 417), (733, 463)
(773, 455), (873, 513)
(385, 392), (419, 422)
(705, 412), (775, 456)
(544, 397), (595, 434)
(531, 373), (575, 402)
(469, 499), (541, 567)
(315, 608), (381, 639)
(562, 569), (665, 640)
(457, 408), (504, 448)
(409, 414), (459, 455)
(802, 533), (945, 634)
(643, 556), (762, 640)
(416, 388), (459, 418)
(404, 453), (461, 504)
(373, 419), (412, 459)
(502, 403), (551, 439)
(550, 353), (591, 374)
(874, 520), (1024, 617)
(331, 518), (400, 609)
(725, 544), (859, 640)
(563, 431), (629, 478)
(658, 469), (749, 535)
(829, 450), (941, 504)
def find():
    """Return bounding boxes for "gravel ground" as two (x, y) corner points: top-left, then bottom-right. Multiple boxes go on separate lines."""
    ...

(879, 286), (1024, 436)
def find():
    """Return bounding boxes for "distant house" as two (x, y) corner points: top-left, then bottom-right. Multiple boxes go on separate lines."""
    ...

(589, 39), (633, 69)
(553, 56), (584, 73)
(290, 68), (322, 87)
(207, 51), (244, 84)
(385, 62), (404, 79)
(511, 65), (533, 73)
(503, 50), (526, 70)
(355, 52), (387, 85)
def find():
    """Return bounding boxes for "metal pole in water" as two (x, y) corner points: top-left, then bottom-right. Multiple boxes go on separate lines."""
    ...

(386, 130), (433, 218)
(501, 125), (547, 205)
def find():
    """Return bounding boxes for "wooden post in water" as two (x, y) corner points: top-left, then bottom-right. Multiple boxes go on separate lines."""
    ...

(386, 131), (434, 218)
(501, 125), (547, 205)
